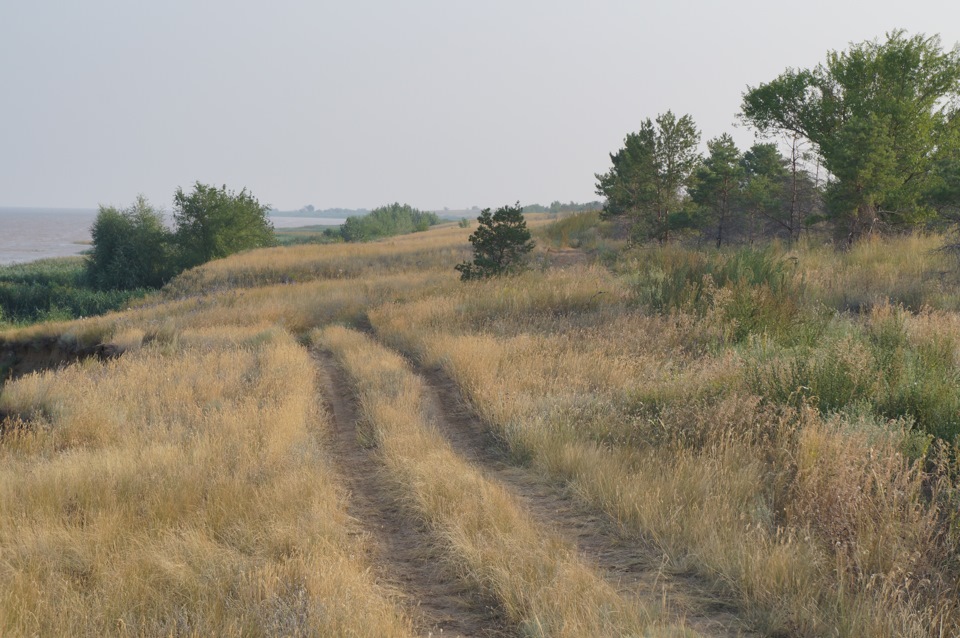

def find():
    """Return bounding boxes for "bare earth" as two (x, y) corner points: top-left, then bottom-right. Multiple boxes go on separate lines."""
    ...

(315, 352), (514, 638)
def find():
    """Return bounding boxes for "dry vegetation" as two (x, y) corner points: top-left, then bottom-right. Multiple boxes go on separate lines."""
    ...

(317, 325), (693, 637)
(2, 213), (960, 636)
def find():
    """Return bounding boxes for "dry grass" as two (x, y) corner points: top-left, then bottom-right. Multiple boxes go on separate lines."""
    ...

(369, 262), (960, 637)
(0, 328), (411, 637)
(2, 221), (960, 636)
(316, 325), (693, 637)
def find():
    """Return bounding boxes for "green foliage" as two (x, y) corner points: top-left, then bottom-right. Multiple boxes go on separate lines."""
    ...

(690, 134), (745, 248)
(457, 218), (471, 229)
(741, 31), (960, 241)
(629, 246), (804, 342)
(87, 196), (175, 290)
(751, 308), (960, 440)
(339, 203), (440, 242)
(595, 111), (701, 243)
(456, 203), (535, 280)
(174, 182), (275, 268)
(0, 258), (146, 325)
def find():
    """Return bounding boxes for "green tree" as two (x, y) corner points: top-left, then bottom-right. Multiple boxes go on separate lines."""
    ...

(455, 203), (535, 280)
(87, 195), (175, 290)
(596, 111), (700, 243)
(739, 143), (792, 242)
(741, 31), (960, 243)
(173, 183), (275, 268)
(595, 126), (657, 221)
(691, 134), (745, 248)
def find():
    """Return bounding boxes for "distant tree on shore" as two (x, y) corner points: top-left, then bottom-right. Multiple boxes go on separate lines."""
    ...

(338, 203), (439, 242)
(87, 183), (275, 290)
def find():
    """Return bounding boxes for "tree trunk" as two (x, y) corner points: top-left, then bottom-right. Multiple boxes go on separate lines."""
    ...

(790, 135), (800, 246)
(846, 202), (878, 246)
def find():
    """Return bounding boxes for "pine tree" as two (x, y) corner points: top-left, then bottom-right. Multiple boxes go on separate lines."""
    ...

(455, 203), (535, 280)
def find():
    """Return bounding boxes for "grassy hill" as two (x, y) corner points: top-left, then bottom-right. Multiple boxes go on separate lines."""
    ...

(1, 214), (959, 636)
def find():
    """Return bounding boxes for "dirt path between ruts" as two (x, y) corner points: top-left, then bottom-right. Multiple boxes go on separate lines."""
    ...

(314, 352), (515, 638)
(413, 362), (757, 638)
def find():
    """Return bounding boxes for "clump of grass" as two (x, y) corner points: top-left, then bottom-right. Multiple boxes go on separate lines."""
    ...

(539, 210), (611, 250)
(750, 305), (960, 440)
(623, 245), (810, 344)
(797, 233), (955, 312)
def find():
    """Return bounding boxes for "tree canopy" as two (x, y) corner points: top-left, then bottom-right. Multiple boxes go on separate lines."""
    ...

(87, 196), (174, 290)
(690, 134), (745, 248)
(741, 31), (960, 242)
(595, 111), (701, 242)
(173, 183), (275, 268)
(87, 184), (275, 291)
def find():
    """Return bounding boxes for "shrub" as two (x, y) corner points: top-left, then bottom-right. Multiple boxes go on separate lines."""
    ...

(339, 203), (440, 242)
(87, 196), (175, 290)
(455, 203), (535, 280)
(628, 246), (806, 343)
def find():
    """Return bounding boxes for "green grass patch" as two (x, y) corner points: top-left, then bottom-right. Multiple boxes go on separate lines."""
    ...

(0, 257), (147, 326)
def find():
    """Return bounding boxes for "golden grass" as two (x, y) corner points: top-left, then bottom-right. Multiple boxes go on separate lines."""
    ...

(2, 222), (959, 636)
(0, 328), (411, 637)
(316, 325), (694, 638)
(795, 233), (957, 311)
(369, 265), (957, 637)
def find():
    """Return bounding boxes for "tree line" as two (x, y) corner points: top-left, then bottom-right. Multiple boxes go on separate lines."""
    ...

(333, 203), (440, 242)
(596, 31), (960, 246)
(87, 182), (274, 290)
(89, 192), (444, 290)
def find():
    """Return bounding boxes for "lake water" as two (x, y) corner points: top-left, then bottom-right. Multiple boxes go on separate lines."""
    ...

(0, 208), (346, 265)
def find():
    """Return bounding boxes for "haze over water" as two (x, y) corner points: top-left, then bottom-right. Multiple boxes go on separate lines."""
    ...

(0, 208), (97, 265)
(0, 208), (346, 265)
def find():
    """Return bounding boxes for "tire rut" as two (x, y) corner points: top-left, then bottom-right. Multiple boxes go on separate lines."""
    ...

(412, 361), (758, 638)
(314, 352), (515, 638)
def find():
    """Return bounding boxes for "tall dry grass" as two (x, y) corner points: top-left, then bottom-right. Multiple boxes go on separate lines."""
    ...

(3, 218), (960, 637)
(369, 263), (960, 637)
(317, 325), (693, 638)
(0, 327), (411, 637)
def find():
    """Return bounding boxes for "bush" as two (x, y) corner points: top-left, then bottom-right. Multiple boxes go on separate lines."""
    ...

(86, 196), (175, 290)
(750, 306), (960, 440)
(456, 203), (535, 280)
(627, 246), (806, 343)
(339, 203), (440, 242)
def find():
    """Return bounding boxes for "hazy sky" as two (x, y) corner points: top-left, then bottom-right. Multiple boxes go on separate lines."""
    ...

(2, 1), (960, 211)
